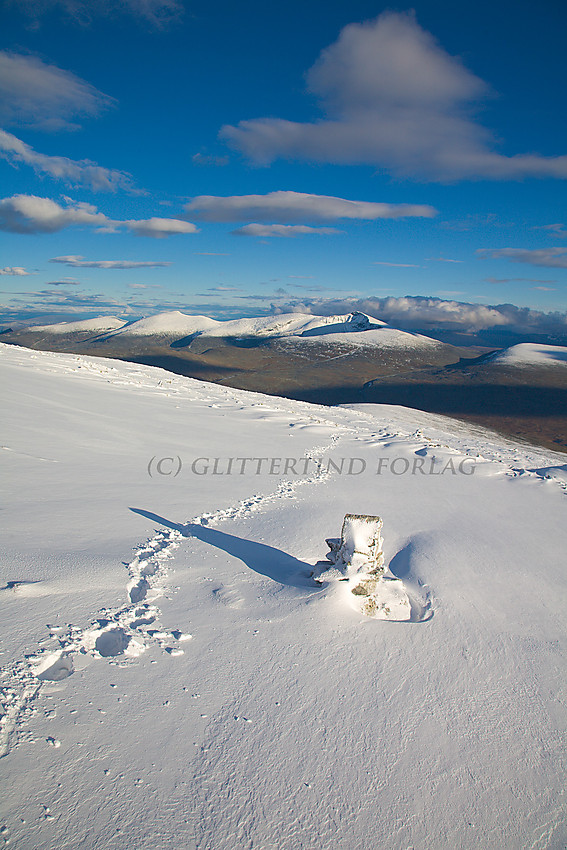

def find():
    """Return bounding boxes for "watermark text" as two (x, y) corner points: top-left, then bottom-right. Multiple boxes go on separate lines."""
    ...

(147, 454), (476, 478)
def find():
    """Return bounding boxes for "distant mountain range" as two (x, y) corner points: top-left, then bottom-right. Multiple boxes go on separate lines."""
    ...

(16, 309), (448, 348)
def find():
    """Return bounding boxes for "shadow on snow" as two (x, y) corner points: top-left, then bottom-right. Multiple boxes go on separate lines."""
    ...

(130, 507), (320, 589)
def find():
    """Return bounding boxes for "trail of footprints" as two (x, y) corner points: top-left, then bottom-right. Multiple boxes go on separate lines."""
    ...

(0, 431), (343, 759)
(5, 415), (557, 758)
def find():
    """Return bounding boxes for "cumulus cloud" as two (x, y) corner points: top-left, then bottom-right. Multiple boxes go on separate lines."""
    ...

(272, 295), (567, 336)
(0, 51), (115, 131)
(0, 266), (30, 275)
(478, 247), (567, 268)
(221, 12), (567, 182)
(0, 195), (199, 238)
(0, 195), (110, 233)
(231, 223), (341, 238)
(126, 217), (198, 237)
(50, 255), (172, 269)
(8, 0), (183, 28)
(185, 190), (436, 223)
(0, 129), (136, 192)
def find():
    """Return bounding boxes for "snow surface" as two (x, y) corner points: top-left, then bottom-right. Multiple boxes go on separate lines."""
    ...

(1, 342), (566, 850)
(490, 342), (567, 367)
(294, 324), (442, 348)
(27, 316), (127, 334)
(103, 310), (221, 337)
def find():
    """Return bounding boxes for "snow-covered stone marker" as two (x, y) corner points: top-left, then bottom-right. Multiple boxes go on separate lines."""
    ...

(314, 514), (411, 621)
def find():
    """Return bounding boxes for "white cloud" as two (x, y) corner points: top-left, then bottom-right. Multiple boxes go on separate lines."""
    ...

(6, 290), (128, 311)
(484, 277), (556, 284)
(0, 195), (199, 238)
(192, 152), (230, 167)
(46, 279), (80, 285)
(0, 51), (115, 131)
(0, 129), (136, 192)
(427, 256), (463, 263)
(372, 261), (420, 268)
(221, 12), (567, 182)
(0, 195), (110, 233)
(535, 223), (567, 238)
(0, 266), (30, 275)
(185, 190), (436, 223)
(205, 286), (242, 292)
(231, 223), (342, 238)
(478, 247), (567, 268)
(10, 0), (183, 28)
(50, 255), (172, 269)
(126, 217), (199, 237)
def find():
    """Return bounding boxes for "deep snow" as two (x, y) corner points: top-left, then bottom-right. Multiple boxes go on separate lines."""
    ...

(1, 342), (566, 850)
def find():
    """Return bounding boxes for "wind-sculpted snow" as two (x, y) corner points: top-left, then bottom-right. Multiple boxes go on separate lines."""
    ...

(1, 343), (566, 850)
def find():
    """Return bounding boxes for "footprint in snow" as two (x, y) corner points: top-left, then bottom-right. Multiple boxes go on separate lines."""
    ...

(212, 584), (245, 609)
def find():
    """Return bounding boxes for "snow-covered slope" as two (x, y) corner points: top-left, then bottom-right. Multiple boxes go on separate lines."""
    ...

(28, 316), (128, 334)
(102, 310), (221, 337)
(490, 342), (567, 367)
(1, 343), (566, 850)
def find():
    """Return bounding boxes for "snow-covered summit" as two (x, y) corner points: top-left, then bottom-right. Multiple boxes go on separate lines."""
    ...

(195, 310), (382, 338)
(28, 316), (127, 334)
(490, 342), (567, 367)
(104, 310), (220, 337)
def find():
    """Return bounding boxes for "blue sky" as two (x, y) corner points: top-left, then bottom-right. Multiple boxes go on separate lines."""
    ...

(1, 0), (566, 333)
